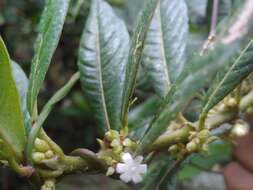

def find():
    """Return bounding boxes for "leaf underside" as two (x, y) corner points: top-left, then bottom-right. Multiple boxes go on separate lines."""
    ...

(142, 0), (188, 97)
(78, 0), (129, 130)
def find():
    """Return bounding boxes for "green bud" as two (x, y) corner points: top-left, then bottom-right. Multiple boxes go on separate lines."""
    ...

(198, 129), (210, 141)
(110, 139), (120, 147)
(186, 141), (198, 153)
(34, 138), (50, 153)
(201, 144), (209, 152)
(105, 130), (119, 141)
(45, 150), (54, 159)
(112, 145), (123, 154)
(168, 145), (179, 154)
(32, 152), (45, 163)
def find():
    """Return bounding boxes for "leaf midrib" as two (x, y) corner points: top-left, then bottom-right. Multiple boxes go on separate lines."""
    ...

(96, 1), (110, 130)
(158, 2), (171, 92)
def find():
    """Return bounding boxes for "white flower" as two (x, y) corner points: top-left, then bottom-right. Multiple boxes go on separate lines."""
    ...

(116, 153), (147, 184)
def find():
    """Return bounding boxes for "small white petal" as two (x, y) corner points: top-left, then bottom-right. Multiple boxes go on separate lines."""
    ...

(138, 164), (147, 174)
(120, 173), (131, 183)
(135, 156), (143, 164)
(122, 153), (133, 163)
(116, 163), (127, 174)
(132, 174), (143, 184)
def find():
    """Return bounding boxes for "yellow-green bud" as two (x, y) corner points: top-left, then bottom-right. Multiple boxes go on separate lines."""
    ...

(168, 145), (179, 154)
(45, 150), (54, 159)
(201, 144), (209, 152)
(198, 129), (210, 141)
(105, 130), (119, 141)
(106, 166), (115, 176)
(186, 141), (198, 153)
(113, 145), (123, 154)
(32, 152), (45, 163)
(34, 138), (50, 153)
(110, 139), (120, 147)
(226, 98), (237, 108)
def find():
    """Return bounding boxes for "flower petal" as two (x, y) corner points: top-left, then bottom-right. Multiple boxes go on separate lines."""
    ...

(120, 173), (131, 183)
(132, 174), (143, 184)
(138, 164), (147, 174)
(116, 163), (127, 174)
(122, 153), (133, 163)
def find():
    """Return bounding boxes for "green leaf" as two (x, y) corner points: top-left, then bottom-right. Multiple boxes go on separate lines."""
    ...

(78, 0), (129, 130)
(142, 0), (189, 97)
(201, 39), (253, 116)
(0, 37), (26, 161)
(120, 0), (159, 126)
(141, 154), (183, 190)
(137, 44), (238, 154)
(27, 0), (70, 116)
(11, 61), (30, 133)
(26, 73), (80, 164)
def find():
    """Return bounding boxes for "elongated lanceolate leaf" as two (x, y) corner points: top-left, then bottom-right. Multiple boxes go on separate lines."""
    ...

(27, 0), (70, 116)
(0, 37), (26, 161)
(78, 0), (129, 130)
(201, 39), (253, 115)
(137, 44), (238, 154)
(142, 0), (188, 97)
(121, 0), (159, 126)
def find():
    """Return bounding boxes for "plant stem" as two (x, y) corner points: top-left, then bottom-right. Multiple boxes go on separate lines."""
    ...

(149, 89), (253, 152)
(149, 127), (191, 152)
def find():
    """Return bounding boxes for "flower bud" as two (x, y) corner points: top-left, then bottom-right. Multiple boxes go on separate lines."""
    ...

(231, 121), (249, 137)
(226, 98), (237, 108)
(45, 150), (54, 159)
(198, 129), (210, 141)
(32, 152), (45, 163)
(34, 138), (50, 153)
(186, 141), (198, 153)
(105, 130), (119, 141)
(110, 139), (120, 147)
(106, 166), (115, 176)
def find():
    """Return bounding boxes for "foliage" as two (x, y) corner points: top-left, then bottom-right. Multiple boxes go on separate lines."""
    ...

(1, 0), (253, 189)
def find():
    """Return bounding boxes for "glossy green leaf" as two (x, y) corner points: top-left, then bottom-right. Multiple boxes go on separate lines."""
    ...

(78, 0), (129, 130)
(201, 39), (253, 116)
(26, 73), (80, 164)
(142, 0), (189, 97)
(11, 61), (30, 133)
(0, 37), (26, 161)
(141, 154), (183, 190)
(27, 0), (70, 116)
(120, 0), (159, 126)
(137, 44), (238, 154)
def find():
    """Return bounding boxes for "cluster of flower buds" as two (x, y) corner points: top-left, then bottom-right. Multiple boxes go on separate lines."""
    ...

(32, 138), (58, 169)
(186, 129), (215, 154)
(168, 143), (187, 159)
(97, 130), (137, 176)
